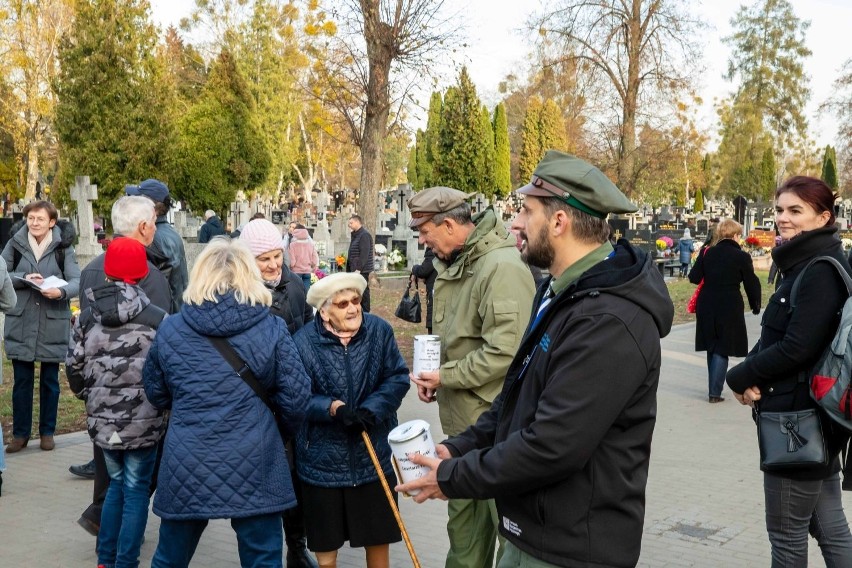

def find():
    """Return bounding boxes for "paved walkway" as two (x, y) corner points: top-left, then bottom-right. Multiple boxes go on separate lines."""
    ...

(2, 315), (850, 566)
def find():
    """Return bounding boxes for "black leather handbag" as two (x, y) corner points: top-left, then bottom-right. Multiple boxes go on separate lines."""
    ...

(757, 403), (828, 470)
(394, 279), (422, 323)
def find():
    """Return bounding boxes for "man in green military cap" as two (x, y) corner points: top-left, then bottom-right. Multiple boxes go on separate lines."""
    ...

(398, 150), (675, 568)
(407, 185), (535, 568)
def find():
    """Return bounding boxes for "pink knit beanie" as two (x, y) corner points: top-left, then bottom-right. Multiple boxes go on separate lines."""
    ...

(240, 219), (283, 257)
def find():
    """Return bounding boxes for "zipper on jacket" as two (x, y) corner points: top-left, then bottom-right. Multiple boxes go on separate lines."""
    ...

(343, 344), (359, 483)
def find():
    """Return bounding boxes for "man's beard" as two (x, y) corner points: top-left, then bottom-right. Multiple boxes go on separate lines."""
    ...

(521, 224), (555, 269)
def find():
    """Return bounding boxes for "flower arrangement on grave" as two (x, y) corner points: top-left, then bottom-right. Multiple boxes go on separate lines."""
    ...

(318, 260), (329, 270)
(335, 254), (346, 268)
(843, 238), (852, 251)
(387, 248), (406, 269)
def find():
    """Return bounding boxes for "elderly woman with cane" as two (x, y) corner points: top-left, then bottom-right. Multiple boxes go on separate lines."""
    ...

(293, 272), (410, 568)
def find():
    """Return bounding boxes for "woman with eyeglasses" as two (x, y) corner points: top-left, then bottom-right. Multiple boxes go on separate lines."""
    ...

(292, 272), (410, 568)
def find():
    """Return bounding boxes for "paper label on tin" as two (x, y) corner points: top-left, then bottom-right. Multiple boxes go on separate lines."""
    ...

(413, 335), (441, 377)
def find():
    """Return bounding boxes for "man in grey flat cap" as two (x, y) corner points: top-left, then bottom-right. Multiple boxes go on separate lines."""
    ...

(399, 151), (675, 568)
(407, 186), (535, 568)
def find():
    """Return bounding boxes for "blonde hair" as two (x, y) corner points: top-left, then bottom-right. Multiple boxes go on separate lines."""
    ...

(715, 218), (742, 242)
(183, 237), (272, 306)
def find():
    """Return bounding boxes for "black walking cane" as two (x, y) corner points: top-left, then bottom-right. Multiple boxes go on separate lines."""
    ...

(360, 431), (422, 568)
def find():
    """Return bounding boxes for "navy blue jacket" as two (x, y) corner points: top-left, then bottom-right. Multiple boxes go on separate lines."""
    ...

(293, 313), (409, 487)
(143, 293), (310, 520)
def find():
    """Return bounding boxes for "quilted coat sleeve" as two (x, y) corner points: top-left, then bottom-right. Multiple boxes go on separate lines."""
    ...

(59, 245), (81, 299)
(270, 320), (311, 439)
(143, 334), (172, 410)
(357, 318), (410, 421)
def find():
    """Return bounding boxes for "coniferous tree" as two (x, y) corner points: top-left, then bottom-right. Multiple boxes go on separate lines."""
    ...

(407, 144), (418, 189)
(479, 105), (496, 196)
(171, 50), (271, 212)
(415, 129), (429, 190)
(435, 68), (486, 193)
(759, 147), (777, 200)
(422, 91), (442, 188)
(518, 97), (543, 183)
(493, 103), (511, 195)
(693, 187), (705, 212)
(54, 0), (175, 212)
(822, 145), (839, 189)
(539, 98), (568, 153)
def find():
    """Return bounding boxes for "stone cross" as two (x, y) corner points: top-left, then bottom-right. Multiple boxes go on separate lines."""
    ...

(70, 176), (102, 256)
(472, 193), (489, 215)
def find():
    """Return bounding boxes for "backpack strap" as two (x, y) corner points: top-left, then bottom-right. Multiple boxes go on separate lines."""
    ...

(789, 256), (852, 312)
(12, 245), (66, 280)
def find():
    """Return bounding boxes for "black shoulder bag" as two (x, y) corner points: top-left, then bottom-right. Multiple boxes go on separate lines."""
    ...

(206, 336), (287, 441)
(394, 278), (422, 323)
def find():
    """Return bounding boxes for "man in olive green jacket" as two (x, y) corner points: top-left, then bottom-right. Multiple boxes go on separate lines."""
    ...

(408, 186), (535, 568)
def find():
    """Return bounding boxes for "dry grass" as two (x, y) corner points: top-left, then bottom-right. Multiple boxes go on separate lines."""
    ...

(0, 271), (775, 439)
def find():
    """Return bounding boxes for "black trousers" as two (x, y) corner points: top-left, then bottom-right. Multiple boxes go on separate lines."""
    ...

(360, 272), (371, 312)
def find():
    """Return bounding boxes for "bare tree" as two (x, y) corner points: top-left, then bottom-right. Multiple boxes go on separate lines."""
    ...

(822, 59), (852, 192)
(318, 0), (460, 237)
(530, 0), (704, 196)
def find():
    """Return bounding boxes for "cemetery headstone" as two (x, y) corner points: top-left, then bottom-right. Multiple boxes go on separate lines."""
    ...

(70, 176), (103, 259)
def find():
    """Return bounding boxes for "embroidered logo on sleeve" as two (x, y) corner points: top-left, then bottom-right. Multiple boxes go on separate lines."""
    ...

(502, 516), (522, 536)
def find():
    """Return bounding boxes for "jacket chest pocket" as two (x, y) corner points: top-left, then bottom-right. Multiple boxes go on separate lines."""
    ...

(433, 300), (445, 324)
(761, 295), (791, 333)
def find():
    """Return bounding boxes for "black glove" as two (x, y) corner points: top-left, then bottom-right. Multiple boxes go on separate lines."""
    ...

(332, 405), (363, 432)
(355, 408), (376, 432)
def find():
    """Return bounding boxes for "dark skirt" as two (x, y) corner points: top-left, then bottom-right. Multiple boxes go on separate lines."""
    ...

(302, 478), (402, 552)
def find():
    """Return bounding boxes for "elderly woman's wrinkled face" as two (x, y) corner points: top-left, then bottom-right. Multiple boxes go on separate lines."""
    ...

(27, 208), (55, 242)
(320, 290), (363, 333)
(255, 249), (284, 282)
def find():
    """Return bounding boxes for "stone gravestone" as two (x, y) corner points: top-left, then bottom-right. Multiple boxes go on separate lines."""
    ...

(471, 193), (489, 216)
(313, 218), (334, 259)
(70, 176), (103, 266)
(392, 184), (417, 268)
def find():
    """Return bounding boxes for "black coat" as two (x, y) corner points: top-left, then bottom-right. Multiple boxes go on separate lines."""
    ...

(269, 266), (314, 335)
(688, 239), (761, 356)
(411, 247), (436, 329)
(727, 226), (852, 479)
(198, 216), (226, 243)
(346, 227), (374, 273)
(436, 241), (674, 568)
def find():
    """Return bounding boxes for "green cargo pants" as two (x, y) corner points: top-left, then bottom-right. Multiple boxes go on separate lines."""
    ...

(445, 497), (503, 567)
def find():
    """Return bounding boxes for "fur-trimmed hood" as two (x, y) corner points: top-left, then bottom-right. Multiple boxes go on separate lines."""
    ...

(10, 218), (77, 248)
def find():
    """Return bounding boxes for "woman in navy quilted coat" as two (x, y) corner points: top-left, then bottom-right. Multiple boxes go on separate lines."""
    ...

(143, 238), (311, 568)
(293, 272), (409, 568)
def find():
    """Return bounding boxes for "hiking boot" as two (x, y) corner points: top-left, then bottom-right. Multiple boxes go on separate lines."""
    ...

(69, 459), (96, 480)
(5, 437), (28, 453)
(40, 435), (55, 451)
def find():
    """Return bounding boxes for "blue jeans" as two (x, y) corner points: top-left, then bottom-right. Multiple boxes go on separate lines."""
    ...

(151, 512), (283, 567)
(706, 351), (728, 398)
(764, 472), (852, 567)
(298, 273), (312, 291)
(11, 360), (59, 438)
(98, 446), (158, 568)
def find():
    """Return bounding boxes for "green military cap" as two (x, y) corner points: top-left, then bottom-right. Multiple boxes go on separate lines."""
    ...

(407, 186), (470, 228)
(517, 150), (637, 218)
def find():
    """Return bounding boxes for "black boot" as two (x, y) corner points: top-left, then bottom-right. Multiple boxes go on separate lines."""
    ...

(0, 471), (3, 497)
(283, 505), (318, 568)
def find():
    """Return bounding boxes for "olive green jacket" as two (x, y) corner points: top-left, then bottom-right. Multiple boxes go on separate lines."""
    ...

(433, 209), (535, 436)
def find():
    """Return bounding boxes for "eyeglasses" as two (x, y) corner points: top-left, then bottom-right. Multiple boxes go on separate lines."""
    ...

(330, 296), (362, 310)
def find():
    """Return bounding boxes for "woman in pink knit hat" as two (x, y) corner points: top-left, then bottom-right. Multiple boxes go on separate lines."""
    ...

(289, 224), (319, 291)
(239, 219), (317, 566)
